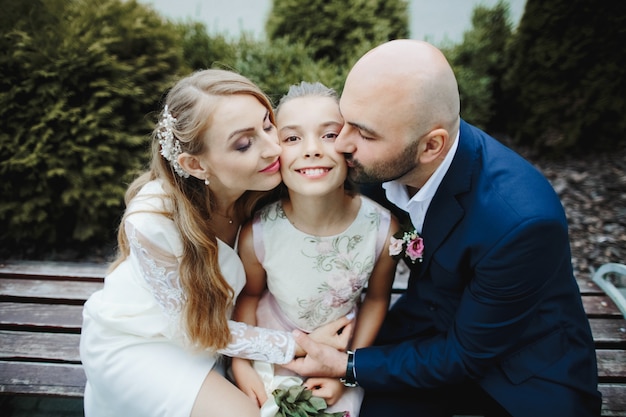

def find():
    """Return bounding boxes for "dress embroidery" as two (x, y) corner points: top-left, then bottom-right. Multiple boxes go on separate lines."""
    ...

(255, 196), (391, 332)
(297, 235), (372, 328)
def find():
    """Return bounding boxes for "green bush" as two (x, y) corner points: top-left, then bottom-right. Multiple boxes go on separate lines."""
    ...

(444, 1), (513, 133)
(266, 0), (409, 66)
(176, 21), (238, 72)
(232, 35), (346, 104)
(503, 0), (626, 153)
(0, 0), (183, 255)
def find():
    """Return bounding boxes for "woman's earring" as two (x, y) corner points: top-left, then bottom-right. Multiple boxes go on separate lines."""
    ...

(205, 178), (210, 186)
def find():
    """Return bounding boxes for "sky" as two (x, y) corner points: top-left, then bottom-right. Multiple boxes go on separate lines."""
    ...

(140, 0), (527, 45)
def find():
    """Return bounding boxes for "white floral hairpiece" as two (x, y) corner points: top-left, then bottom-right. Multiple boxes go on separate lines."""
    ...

(157, 105), (189, 178)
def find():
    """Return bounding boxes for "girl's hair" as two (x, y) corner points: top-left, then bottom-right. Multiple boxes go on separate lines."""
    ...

(276, 81), (338, 115)
(110, 69), (278, 350)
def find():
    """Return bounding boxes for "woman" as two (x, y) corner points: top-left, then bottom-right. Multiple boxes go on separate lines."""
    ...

(79, 70), (350, 417)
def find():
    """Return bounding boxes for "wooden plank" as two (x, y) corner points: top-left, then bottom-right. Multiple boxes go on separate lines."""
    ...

(0, 279), (102, 304)
(0, 302), (84, 331)
(0, 331), (81, 362)
(599, 384), (626, 417)
(0, 361), (85, 397)
(583, 296), (624, 318)
(0, 260), (106, 281)
(597, 349), (626, 381)
(578, 276), (604, 295)
(589, 318), (626, 344)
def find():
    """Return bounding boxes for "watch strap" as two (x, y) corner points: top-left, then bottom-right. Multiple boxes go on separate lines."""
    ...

(340, 350), (358, 387)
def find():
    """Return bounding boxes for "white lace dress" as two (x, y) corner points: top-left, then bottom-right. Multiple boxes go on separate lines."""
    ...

(79, 180), (295, 417)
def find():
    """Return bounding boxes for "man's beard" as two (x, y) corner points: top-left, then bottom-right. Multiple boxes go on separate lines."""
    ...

(345, 139), (420, 184)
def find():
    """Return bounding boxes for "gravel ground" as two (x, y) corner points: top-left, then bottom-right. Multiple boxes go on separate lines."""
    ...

(525, 149), (626, 281)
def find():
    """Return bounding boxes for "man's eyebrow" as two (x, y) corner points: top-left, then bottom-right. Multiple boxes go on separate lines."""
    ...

(347, 121), (379, 137)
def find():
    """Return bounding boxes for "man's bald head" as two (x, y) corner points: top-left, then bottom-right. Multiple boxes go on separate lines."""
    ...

(344, 39), (460, 134)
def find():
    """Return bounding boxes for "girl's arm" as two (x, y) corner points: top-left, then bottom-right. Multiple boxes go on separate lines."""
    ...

(233, 221), (267, 326)
(232, 221), (270, 406)
(350, 214), (400, 350)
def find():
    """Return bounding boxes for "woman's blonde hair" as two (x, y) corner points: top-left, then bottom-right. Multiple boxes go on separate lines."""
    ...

(111, 69), (277, 350)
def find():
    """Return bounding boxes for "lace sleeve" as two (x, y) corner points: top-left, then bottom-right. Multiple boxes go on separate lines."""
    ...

(126, 214), (295, 362)
(126, 218), (186, 337)
(219, 320), (295, 365)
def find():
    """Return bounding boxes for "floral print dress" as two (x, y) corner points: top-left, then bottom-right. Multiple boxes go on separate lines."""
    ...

(251, 196), (392, 417)
(252, 195), (391, 332)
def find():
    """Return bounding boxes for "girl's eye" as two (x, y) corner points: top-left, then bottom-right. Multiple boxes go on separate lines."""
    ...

(322, 132), (339, 142)
(264, 123), (274, 132)
(283, 135), (300, 143)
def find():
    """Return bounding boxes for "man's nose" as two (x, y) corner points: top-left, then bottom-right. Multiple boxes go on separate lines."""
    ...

(335, 126), (356, 155)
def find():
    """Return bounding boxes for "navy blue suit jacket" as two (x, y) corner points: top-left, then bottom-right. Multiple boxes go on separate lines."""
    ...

(356, 120), (601, 416)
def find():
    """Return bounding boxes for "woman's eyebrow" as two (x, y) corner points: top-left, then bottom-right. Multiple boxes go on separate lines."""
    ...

(228, 110), (270, 140)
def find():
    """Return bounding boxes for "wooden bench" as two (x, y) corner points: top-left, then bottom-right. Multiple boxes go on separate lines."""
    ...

(580, 263), (626, 417)
(1, 260), (625, 416)
(0, 261), (105, 397)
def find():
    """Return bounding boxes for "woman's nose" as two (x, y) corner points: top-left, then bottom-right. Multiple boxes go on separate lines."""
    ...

(262, 130), (282, 158)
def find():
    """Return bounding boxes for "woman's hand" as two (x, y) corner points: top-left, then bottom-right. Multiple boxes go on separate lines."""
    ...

(303, 377), (345, 406)
(296, 315), (354, 356)
(231, 358), (268, 407)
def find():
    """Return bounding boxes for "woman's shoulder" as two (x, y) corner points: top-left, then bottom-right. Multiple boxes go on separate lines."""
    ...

(128, 179), (171, 214)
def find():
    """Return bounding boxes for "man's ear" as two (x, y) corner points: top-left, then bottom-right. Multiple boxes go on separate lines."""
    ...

(177, 152), (209, 181)
(418, 128), (449, 164)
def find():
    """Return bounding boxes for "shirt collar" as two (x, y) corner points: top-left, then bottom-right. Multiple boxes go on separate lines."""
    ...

(382, 130), (460, 231)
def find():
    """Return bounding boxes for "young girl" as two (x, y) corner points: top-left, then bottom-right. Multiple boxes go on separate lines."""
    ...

(79, 71), (350, 417)
(232, 82), (399, 416)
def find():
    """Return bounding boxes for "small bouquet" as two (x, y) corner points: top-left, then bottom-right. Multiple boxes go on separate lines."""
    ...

(272, 385), (349, 417)
(389, 227), (424, 264)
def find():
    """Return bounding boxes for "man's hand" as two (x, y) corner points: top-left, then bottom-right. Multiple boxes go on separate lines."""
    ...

(284, 330), (348, 378)
(296, 314), (354, 356)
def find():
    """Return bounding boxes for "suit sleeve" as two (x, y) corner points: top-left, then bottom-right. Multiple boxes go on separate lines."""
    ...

(354, 216), (572, 390)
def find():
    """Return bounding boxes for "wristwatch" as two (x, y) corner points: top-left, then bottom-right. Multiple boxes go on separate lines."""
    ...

(340, 350), (358, 387)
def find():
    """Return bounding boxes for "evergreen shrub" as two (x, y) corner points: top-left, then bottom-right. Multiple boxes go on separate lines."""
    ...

(0, 0), (182, 256)
(503, 0), (626, 153)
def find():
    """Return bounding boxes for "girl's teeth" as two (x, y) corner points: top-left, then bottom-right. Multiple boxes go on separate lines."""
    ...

(301, 168), (327, 176)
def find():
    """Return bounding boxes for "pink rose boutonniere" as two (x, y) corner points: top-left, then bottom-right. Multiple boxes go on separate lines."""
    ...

(389, 228), (424, 264)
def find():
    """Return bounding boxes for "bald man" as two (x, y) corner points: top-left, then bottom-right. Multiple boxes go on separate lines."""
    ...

(285, 40), (601, 417)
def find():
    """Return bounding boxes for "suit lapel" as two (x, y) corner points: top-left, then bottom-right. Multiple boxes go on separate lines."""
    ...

(417, 120), (478, 277)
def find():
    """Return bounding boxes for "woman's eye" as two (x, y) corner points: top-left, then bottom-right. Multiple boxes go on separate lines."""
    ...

(264, 123), (274, 132)
(235, 139), (252, 152)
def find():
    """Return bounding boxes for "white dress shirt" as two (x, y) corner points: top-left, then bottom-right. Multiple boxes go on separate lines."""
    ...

(382, 131), (460, 233)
